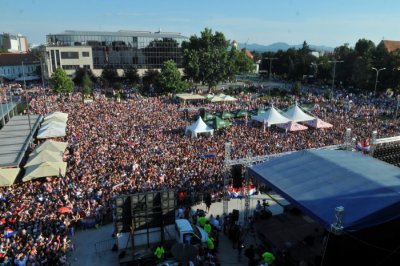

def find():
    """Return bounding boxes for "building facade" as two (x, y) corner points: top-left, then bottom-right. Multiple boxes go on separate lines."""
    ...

(44, 46), (93, 78)
(45, 30), (188, 77)
(0, 33), (28, 53)
(0, 53), (40, 81)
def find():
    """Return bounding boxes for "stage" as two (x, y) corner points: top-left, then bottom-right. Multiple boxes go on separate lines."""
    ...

(254, 211), (324, 265)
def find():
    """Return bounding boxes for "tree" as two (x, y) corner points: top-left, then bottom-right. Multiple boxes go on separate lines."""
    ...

(229, 49), (255, 77)
(101, 65), (118, 85)
(182, 28), (231, 89)
(158, 60), (187, 94)
(124, 65), (140, 85)
(49, 68), (74, 94)
(142, 69), (160, 93)
(74, 67), (96, 85)
(82, 73), (93, 99)
(291, 82), (301, 96)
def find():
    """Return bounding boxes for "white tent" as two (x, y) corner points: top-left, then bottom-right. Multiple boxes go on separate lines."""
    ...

(252, 105), (291, 126)
(23, 161), (67, 182)
(283, 103), (315, 122)
(43, 112), (68, 123)
(25, 150), (63, 167)
(185, 117), (214, 138)
(37, 122), (66, 139)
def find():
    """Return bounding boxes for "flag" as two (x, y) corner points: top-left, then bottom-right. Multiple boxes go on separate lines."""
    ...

(71, 132), (78, 142)
(125, 140), (136, 149)
(4, 228), (17, 238)
(356, 138), (370, 153)
(263, 119), (266, 132)
(200, 153), (216, 159)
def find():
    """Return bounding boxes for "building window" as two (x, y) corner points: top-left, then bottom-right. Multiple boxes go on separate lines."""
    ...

(62, 65), (79, 70)
(83, 65), (90, 69)
(82, 52), (90, 57)
(61, 52), (79, 59)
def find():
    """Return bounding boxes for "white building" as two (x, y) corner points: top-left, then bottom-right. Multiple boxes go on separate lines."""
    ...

(44, 46), (93, 78)
(0, 33), (28, 53)
(0, 53), (40, 81)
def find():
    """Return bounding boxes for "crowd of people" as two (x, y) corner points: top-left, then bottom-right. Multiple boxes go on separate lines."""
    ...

(0, 82), (399, 265)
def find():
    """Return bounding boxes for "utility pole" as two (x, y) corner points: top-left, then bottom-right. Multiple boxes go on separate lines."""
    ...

(264, 57), (278, 96)
(371, 67), (386, 97)
(22, 60), (32, 137)
(328, 60), (343, 100)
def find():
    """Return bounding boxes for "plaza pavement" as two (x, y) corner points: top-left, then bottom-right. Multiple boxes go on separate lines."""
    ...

(69, 192), (285, 266)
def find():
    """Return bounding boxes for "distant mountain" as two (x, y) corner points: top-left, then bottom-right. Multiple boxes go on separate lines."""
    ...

(237, 42), (334, 52)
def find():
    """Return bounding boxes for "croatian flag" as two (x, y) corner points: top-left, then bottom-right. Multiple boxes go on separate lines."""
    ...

(356, 138), (370, 153)
(71, 132), (78, 142)
(4, 228), (17, 238)
(125, 140), (136, 149)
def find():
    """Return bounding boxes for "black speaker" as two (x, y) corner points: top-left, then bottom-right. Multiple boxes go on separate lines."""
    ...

(232, 209), (239, 222)
(199, 108), (205, 119)
(115, 196), (132, 233)
(232, 165), (243, 189)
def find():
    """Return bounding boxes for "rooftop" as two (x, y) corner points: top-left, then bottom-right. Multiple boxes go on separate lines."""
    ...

(48, 30), (188, 39)
(381, 40), (400, 53)
(0, 53), (40, 66)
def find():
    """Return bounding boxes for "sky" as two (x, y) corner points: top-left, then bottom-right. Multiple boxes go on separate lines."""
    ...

(1, 0), (399, 48)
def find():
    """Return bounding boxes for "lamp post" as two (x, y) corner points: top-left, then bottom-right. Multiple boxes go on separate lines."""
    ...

(264, 57), (278, 96)
(328, 60), (343, 100)
(371, 67), (386, 97)
(22, 60), (32, 136)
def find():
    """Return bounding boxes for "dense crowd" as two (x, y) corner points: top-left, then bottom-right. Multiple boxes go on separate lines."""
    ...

(0, 83), (399, 265)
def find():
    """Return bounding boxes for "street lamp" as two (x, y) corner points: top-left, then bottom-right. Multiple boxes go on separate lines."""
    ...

(264, 57), (278, 96)
(371, 67), (386, 97)
(328, 60), (343, 100)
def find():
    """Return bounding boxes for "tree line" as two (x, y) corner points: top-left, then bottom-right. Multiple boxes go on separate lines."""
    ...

(50, 29), (400, 96)
(254, 39), (400, 94)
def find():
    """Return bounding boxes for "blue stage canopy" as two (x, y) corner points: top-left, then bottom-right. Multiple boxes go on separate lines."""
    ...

(249, 149), (400, 232)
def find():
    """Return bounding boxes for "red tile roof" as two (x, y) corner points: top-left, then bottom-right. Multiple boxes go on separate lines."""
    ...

(381, 40), (400, 53)
(0, 53), (39, 66)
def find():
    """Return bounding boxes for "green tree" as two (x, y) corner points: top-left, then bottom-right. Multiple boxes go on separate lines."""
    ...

(158, 60), (187, 93)
(229, 49), (255, 77)
(124, 65), (140, 85)
(101, 65), (118, 85)
(142, 69), (160, 93)
(182, 28), (231, 89)
(82, 73), (93, 99)
(74, 67), (96, 85)
(291, 81), (301, 96)
(49, 68), (74, 94)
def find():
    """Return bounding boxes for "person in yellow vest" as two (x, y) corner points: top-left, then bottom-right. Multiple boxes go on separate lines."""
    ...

(262, 251), (275, 265)
(207, 237), (215, 250)
(154, 245), (165, 261)
(198, 216), (207, 227)
(204, 221), (212, 234)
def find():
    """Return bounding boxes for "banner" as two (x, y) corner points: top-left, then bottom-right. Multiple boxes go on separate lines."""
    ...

(227, 185), (257, 198)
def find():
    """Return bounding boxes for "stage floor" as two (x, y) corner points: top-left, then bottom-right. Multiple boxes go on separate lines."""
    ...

(254, 211), (324, 265)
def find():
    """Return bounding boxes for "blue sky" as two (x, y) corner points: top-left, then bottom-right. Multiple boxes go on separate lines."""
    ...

(1, 0), (399, 48)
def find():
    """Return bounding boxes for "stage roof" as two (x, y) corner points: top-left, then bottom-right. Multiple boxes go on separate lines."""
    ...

(249, 149), (400, 232)
(0, 115), (42, 167)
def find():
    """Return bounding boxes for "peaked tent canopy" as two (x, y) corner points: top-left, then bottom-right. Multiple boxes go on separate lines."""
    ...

(220, 95), (237, 101)
(276, 121), (308, 132)
(185, 117), (214, 138)
(305, 118), (333, 129)
(219, 111), (235, 119)
(203, 112), (215, 121)
(30, 140), (67, 156)
(0, 168), (20, 187)
(233, 109), (249, 118)
(252, 106), (291, 125)
(283, 103), (315, 122)
(206, 116), (232, 129)
(209, 95), (224, 102)
(37, 122), (66, 139)
(23, 161), (67, 182)
(42, 116), (68, 125)
(25, 150), (63, 167)
(250, 108), (267, 116)
(249, 149), (400, 232)
(43, 112), (68, 123)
